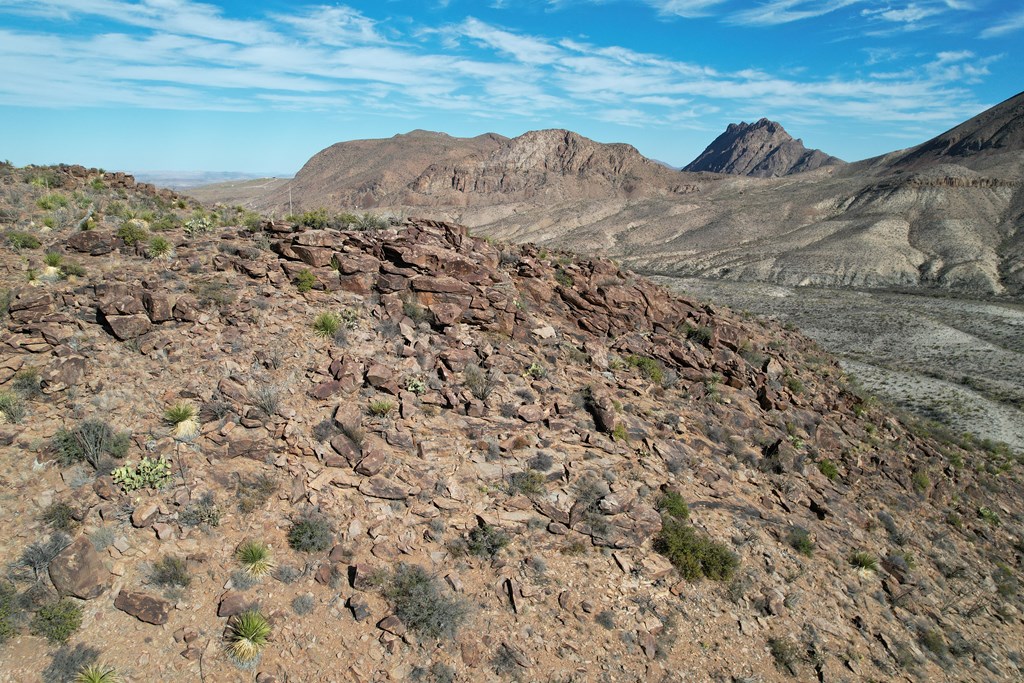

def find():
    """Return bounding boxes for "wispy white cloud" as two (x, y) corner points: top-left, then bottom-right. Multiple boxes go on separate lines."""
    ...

(0, 0), (998, 136)
(641, 0), (729, 17)
(980, 8), (1024, 38)
(729, 0), (861, 26)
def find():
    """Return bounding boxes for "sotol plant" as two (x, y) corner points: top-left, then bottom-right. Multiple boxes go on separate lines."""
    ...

(236, 540), (274, 577)
(227, 610), (271, 664)
(164, 401), (199, 440)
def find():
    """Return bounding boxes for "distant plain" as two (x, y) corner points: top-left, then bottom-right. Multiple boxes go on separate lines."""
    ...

(653, 276), (1024, 450)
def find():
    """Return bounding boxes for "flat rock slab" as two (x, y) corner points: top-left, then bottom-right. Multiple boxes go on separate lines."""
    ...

(49, 536), (109, 600)
(115, 590), (171, 625)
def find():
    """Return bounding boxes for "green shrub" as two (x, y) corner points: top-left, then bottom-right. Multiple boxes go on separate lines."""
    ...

(654, 518), (738, 581)
(817, 459), (838, 481)
(236, 540), (274, 577)
(287, 209), (328, 229)
(61, 261), (86, 278)
(179, 493), (221, 527)
(111, 456), (172, 492)
(295, 269), (316, 293)
(227, 610), (271, 664)
(0, 391), (26, 423)
(7, 230), (41, 249)
(382, 564), (467, 640)
(42, 501), (78, 532)
(463, 364), (498, 401)
(506, 471), (545, 497)
(164, 401), (196, 425)
(151, 555), (191, 588)
(684, 324), (714, 346)
(912, 470), (930, 492)
(312, 311), (340, 338)
(37, 193), (69, 210)
(44, 251), (63, 268)
(354, 212), (388, 231)
(657, 491), (689, 521)
(183, 214), (213, 236)
(787, 526), (814, 557)
(16, 533), (70, 581)
(0, 581), (17, 644)
(147, 236), (171, 259)
(768, 636), (802, 675)
(978, 506), (1001, 526)
(464, 523), (509, 558)
(368, 399), (394, 417)
(626, 355), (664, 384)
(116, 222), (147, 246)
(849, 551), (878, 571)
(51, 419), (130, 469)
(287, 516), (333, 553)
(785, 377), (805, 394)
(554, 268), (574, 287)
(236, 474), (277, 513)
(31, 600), (83, 643)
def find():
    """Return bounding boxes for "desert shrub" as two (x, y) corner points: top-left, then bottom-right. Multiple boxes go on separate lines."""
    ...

(44, 251), (63, 268)
(287, 209), (328, 229)
(37, 193), (69, 210)
(274, 565), (302, 584)
(461, 523), (509, 558)
(0, 391), (26, 423)
(354, 212), (388, 231)
(912, 470), (930, 492)
(368, 399), (394, 417)
(382, 564), (467, 640)
(41, 644), (101, 683)
(7, 230), (41, 249)
(611, 423), (628, 442)
(787, 526), (814, 557)
(657, 491), (689, 521)
(230, 569), (260, 591)
(75, 663), (123, 683)
(179, 493), (221, 527)
(236, 473), (278, 513)
(146, 236), (171, 259)
(849, 551), (878, 571)
(111, 456), (172, 492)
(768, 636), (803, 675)
(151, 555), (191, 588)
(32, 600), (82, 643)
(287, 516), (333, 553)
(17, 533), (71, 581)
(524, 362), (546, 380)
(654, 518), (738, 582)
(978, 506), (1001, 526)
(463, 364), (498, 401)
(295, 269), (316, 293)
(595, 609), (616, 629)
(506, 470), (545, 497)
(528, 452), (554, 471)
(410, 662), (456, 683)
(52, 419), (130, 469)
(227, 610), (271, 664)
(0, 581), (17, 644)
(291, 593), (315, 616)
(785, 377), (805, 394)
(626, 355), (664, 384)
(115, 222), (146, 246)
(42, 501), (78, 532)
(685, 324), (714, 346)
(405, 376), (427, 395)
(312, 311), (340, 338)
(164, 401), (199, 440)
(554, 268), (574, 287)
(817, 459), (838, 481)
(236, 540), (274, 577)
(12, 367), (42, 398)
(402, 297), (431, 324)
(249, 383), (280, 417)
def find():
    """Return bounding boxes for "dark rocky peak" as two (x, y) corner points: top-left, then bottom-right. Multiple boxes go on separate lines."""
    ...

(684, 118), (844, 177)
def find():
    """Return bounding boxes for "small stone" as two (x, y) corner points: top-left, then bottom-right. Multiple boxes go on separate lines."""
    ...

(114, 590), (171, 625)
(217, 590), (250, 617)
(348, 594), (371, 622)
(131, 500), (159, 528)
(152, 523), (174, 540)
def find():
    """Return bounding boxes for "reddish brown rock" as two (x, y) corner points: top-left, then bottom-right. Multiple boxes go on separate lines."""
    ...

(114, 590), (171, 625)
(49, 536), (109, 600)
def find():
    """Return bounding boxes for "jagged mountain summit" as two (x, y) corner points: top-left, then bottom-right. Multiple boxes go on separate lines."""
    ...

(1, 162), (1022, 681)
(682, 118), (844, 177)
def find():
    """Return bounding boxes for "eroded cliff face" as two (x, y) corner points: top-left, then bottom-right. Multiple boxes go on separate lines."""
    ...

(683, 118), (844, 177)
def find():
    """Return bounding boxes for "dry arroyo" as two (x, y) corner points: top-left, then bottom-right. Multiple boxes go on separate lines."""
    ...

(1, 163), (1022, 682)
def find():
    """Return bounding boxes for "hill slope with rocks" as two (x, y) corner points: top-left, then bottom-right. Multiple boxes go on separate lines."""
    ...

(189, 92), (1024, 297)
(682, 118), (844, 177)
(1, 162), (1023, 682)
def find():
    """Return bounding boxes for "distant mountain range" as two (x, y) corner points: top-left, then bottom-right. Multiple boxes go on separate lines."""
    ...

(134, 170), (291, 190)
(184, 91), (1024, 297)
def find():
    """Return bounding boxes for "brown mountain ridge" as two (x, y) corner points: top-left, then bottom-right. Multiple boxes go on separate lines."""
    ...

(682, 118), (844, 177)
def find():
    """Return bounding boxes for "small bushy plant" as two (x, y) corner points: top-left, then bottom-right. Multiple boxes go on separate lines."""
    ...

(52, 419), (130, 469)
(657, 491), (689, 521)
(236, 540), (274, 577)
(75, 664), (123, 683)
(382, 564), (467, 640)
(116, 222), (147, 246)
(312, 311), (340, 338)
(287, 516), (333, 553)
(817, 459), (839, 481)
(31, 600), (83, 643)
(42, 501), (78, 532)
(787, 526), (814, 557)
(654, 518), (738, 582)
(849, 551), (878, 571)
(295, 269), (316, 293)
(0, 391), (26, 423)
(368, 399), (394, 417)
(626, 355), (664, 384)
(151, 555), (191, 588)
(146, 236), (171, 259)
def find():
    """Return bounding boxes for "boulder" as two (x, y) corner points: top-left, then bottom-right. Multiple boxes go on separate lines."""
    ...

(49, 536), (109, 600)
(114, 590), (171, 625)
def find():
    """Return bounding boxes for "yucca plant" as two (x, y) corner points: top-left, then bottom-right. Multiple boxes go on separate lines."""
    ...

(76, 664), (123, 683)
(147, 236), (171, 259)
(227, 610), (271, 664)
(164, 401), (199, 440)
(44, 251), (63, 267)
(312, 312), (341, 339)
(236, 540), (274, 577)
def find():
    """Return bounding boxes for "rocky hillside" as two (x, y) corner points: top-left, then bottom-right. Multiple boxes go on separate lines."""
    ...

(682, 119), (844, 177)
(2, 163), (1023, 682)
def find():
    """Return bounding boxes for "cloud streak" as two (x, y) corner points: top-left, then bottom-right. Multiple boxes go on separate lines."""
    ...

(0, 1), (999, 137)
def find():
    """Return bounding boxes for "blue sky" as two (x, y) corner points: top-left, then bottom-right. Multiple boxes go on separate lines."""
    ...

(0, 0), (1021, 174)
